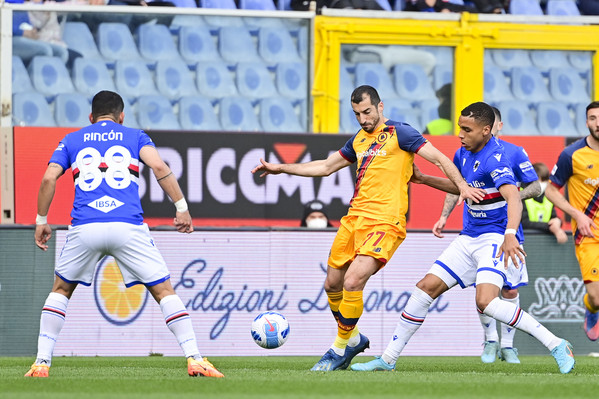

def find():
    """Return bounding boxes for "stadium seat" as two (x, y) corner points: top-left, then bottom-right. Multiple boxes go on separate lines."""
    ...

(433, 64), (453, 91)
(548, 67), (590, 104)
(178, 26), (221, 66)
(244, 17), (286, 33)
(137, 23), (182, 65)
(530, 50), (570, 74)
(239, 0), (276, 9)
(179, 96), (222, 131)
(258, 27), (301, 65)
(376, 0), (393, 10)
(276, 62), (307, 100)
(574, 102), (587, 133)
(484, 64), (514, 103)
(509, 0), (543, 15)
(537, 101), (578, 136)
(71, 57), (116, 97)
(12, 56), (33, 93)
(203, 15), (246, 34)
(199, 0), (236, 7)
(383, 99), (422, 132)
(114, 60), (158, 100)
(122, 97), (140, 129)
(219, 97), (262, 132)
(339, 65), (354, 102)
(259, 97), (304, 133)
(546, 0), (580, 15)
(236, 62), (278, 99)
(355, 63), (398, 100)
(510, 66), (551, 103)
(568, 51), (592, 76)
(97, 23), (143, 63)
(490, 49), (532, 71)
(28, 56), (75, 99)
(54, 93), (91, 128)
(169, 15), (206, 33)
(196, 61), (238, 98)
(339, 99), (362, 134)
(393, 64), (436, 101)
(218, 26), (262, 64)
(136, 95), (181, 131)
(12, 92), (56, 127)
(62, 22), (103, 61)
(155, 59), (198, 101)
(496, 100), (539, 135)
(419, 46), (454, 70)
(278, 0), (292, 10)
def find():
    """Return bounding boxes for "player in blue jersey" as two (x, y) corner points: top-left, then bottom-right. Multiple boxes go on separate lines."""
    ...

(431, 106), (541, 364)
(351, 102), (575, 374)
(25, 91), (223, 379)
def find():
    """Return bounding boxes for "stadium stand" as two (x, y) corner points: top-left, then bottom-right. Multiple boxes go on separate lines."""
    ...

(339, 99), (361, 134)
(574, 102), (587, 133)
(196, 61), (239, 98)
(546, 0), (581, 15)
(548, 67), (591, 104)
(384, 99), (422, 132)
(97, 22), (143, 64)
(114, 60), (159, 101)
(484, 64), (514, 103)
(355, 62), (398, 100)
(530, 50), (570, 74)
(219, 26), (262, 64)
(509, 0), (544, 15)
(537, 101), (579, 136)
(155, 59), (199, 101)
(62, 22), (104, 61)
(392, 64), (436, 102)
(199, 0), (237, 8)
(137, 23), (183, 65)
(178, 26), (221, 67)
(491, 49), (532, 71)
(236, 62), (279, 99)
(258, 27), (302, 65)
(511, 66), (552, 103)
(276, 62), (307, 100)
(239, 0), (276, 10)
(496, 100), (540, 135)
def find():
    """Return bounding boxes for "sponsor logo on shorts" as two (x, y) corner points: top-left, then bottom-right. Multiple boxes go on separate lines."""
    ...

(584, 177), (599, 187)
(88, 195), (124, 213)
(468, 209), (487, 218)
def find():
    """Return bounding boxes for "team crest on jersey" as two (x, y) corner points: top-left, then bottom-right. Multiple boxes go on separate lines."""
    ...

(377, 132), (388, 143)
(88, 195), (124, 213)
(473, 160), (480, 172)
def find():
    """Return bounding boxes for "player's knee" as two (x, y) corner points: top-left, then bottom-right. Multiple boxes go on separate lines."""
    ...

(501, 288), (518, 299)
(475, 294), (496, 312)
(415, 274), (446, 299)
(324, 279), (343, 293)
(588, 291), (599, 308)
(342, 275), (366, 292)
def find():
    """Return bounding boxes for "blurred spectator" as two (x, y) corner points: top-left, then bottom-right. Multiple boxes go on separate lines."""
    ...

(301, 200), (333, 228)
(9, 0), (69, 64)
(579, 0), (599, 14)
(291, 0), (385, 11)
(522, 162), (568, 244)
(423, 83), (453, 135)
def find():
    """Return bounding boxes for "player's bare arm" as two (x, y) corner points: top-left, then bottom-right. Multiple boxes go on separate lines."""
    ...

(545, 183), (597, 238)
(140, 145), (193, 234)
(519, 180), (542, 200)
(415, 142), (485, 204)
(496, 184), (526, 269)
(432, 193), (459, 239)
(252, 151), (351, 178)
(35, 163), (64, 251)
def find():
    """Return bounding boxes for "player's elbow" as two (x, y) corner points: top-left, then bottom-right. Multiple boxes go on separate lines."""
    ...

(151, 162), (170, 178)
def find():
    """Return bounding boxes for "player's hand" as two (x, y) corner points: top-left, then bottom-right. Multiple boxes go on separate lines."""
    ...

(35, 224), (52, 251)
(432, 216), (447, 238)
(410, 164), (424, 184)
(573, 211), (598, 238)
(174, 210), (193, 234)
(251, 158), (282, 178)
(497, 234), (526, 270)
(457, 184), (485, 205)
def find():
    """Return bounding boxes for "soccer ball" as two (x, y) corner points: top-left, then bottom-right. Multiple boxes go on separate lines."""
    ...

(251, 312), (290, 349)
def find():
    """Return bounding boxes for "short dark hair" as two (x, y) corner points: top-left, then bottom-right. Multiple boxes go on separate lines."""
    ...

(350, 85), (381, 106)
(461, 102), (495, 129)
(586, 101), (599, 116)
(533, 162), (550, 180)
(91, 91), (124, 121)
(491, 106), (502, 122)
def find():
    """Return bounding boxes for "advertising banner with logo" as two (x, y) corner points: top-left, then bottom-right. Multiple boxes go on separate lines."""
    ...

(52, 230), (489, 357)
(13, 127), (565, 230)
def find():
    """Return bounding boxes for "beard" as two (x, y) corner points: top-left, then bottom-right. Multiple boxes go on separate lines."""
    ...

(589, 125), (599, 141)
(361, 114), (380, 133)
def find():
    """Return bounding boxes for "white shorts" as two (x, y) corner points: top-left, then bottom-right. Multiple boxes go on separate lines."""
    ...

(55, 222), (170, 287)
(428, 233), (528, 290)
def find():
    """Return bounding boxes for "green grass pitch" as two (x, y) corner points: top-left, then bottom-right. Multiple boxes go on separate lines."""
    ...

(2, 356), (599, 399)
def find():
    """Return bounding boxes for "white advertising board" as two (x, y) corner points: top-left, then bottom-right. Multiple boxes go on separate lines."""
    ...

(53, 230), (482, 357)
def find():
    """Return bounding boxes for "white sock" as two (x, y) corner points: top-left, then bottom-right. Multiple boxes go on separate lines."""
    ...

(160, 295), (200, 359)
(483, 297), (562, 351)
(478, 309), (499, 342)
(36, 292), (69, 366)
(500, 295), (519, 348)
(382, 287), (433, 364)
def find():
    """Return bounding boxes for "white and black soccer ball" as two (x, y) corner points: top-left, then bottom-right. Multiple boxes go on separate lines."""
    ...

(251, 312), (290, 349)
